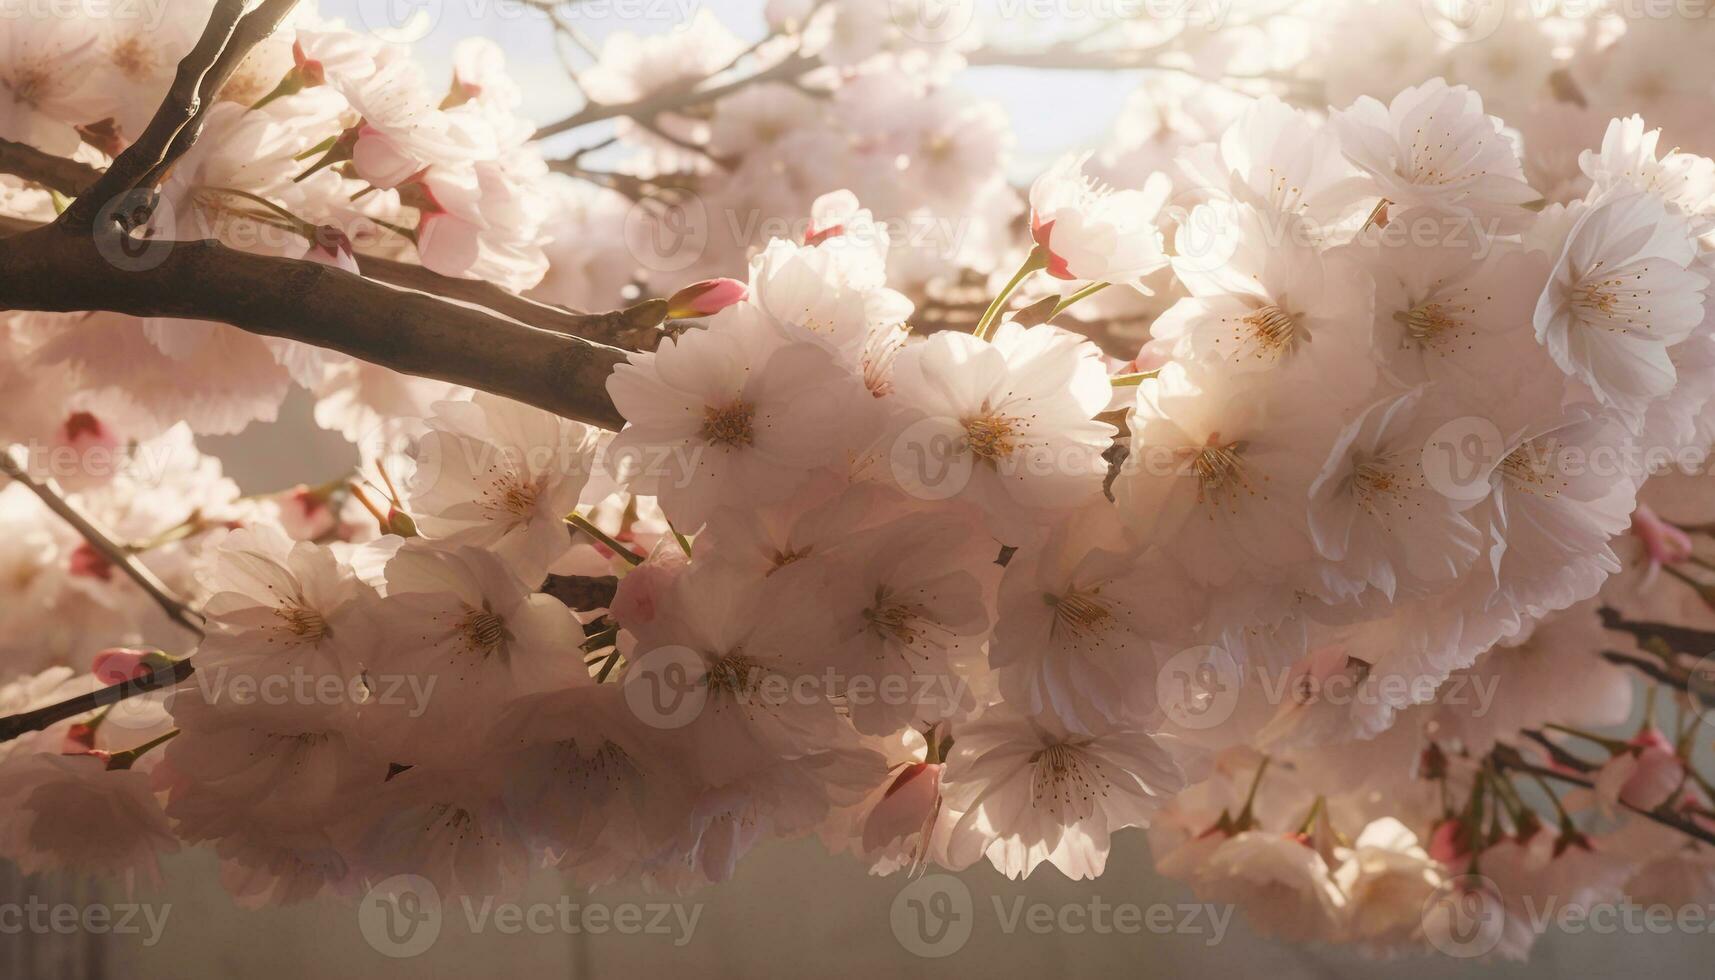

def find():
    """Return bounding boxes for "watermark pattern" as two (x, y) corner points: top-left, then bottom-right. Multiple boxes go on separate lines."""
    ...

(0, 898), (171, 948)
(357, 874), (701, 957)
(888, 875), (1235, 958)
(621, 645), (974, 729)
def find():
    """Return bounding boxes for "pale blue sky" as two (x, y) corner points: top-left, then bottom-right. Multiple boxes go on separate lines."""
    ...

(317, 0), (1144, 176)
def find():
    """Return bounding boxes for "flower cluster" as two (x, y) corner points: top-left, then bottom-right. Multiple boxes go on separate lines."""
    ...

(5, 0), (1715, 963)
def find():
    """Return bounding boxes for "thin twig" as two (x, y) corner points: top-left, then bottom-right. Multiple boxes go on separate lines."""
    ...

(0, 660), (195, 744)
(1492, 743), (1715, 849)
(539, 51), (819, 139)
(0, 450), (205, 636)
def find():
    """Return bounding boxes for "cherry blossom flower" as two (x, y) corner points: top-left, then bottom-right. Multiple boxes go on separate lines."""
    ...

(1028, 152), (1173, 285)
(606, 306), (875, 529)
(1332, 79), (1537, 228)
(885, 321), (1116, 541)
(1534, 187), (1710, 426)
(942, 707), (1191, 879)
(406, 393), (601, 583)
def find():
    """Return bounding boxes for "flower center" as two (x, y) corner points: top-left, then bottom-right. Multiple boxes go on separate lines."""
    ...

(1393, 300), (1466, 344)
(963, 413), (1019, 461)
(1191, 443), (1244, 492)
(1499, 446), (1562, 498)
(1048, 590), (1112, 640)
(865, 593), (925, 645)
(458, 608), (507, 656)
(701, 401), (756, 448)
(1241, 304), (1299, 357)
(109, 37), (158, 81)
(1351, 454), (1420, 520)
(486, 471), (538, 519)
(1028, 741), (1108, 816)
(8, 64), (51, 106)
(707, 653), (762, 697)
(768, 546), (811, 573)
(275, 603), (329, 641)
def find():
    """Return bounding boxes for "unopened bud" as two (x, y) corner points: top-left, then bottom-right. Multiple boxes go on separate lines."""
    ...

(666, 278), (747, 320)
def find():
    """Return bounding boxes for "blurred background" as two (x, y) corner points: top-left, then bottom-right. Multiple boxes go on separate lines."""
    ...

(5, 1), (1711, 976)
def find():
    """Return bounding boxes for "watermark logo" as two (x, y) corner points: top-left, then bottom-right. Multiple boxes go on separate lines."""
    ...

(92, 192), (176, 273)
(625, 194), (710, 274)
(1421, 873), (1505, 959)
(0, 898), (171, 947)
(355, 0), (443, 42)
(889, 0), (978, 45)
(1421, 416), (1504, 502)
(890, 874), (974, 958)
(622, 644), (708, 729)
(1421, 0), (1510, 44)
(1157, 645), (1242, 729)
(359, 874), (444, 958)
(890, 416), (974, 502)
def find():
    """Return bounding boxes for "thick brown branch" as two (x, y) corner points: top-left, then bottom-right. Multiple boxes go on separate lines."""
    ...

(0, 223), (629, 430)
(140, 0), (303, 191)
(0, 450), (205, 636)
(541, 573), (620, 611)
(0, 137), (101, 197)
(356, 252), (669, 351)
(60, 0), (249, 230)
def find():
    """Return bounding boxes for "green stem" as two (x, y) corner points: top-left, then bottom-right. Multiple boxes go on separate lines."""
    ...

(668, 520), (693, 559)
(566, 513), (644, 566)
(1360, 197), (1390, 233)
(1544, 722), (1629, 754)
(973, 245), (1049, 341)
(106, 729), (179, 770)
(1049, 281), (1110, 320)
(1233, 755), (1271, 830)
(1110, 370), (1159, 387)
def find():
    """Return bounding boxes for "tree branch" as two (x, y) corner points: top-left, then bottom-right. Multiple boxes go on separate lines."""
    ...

(540, 573), (620, 611)
(0, 449), (205, 636)
(0, 222), (629, 430)
(0, 138), (101, 197)
(355, 252), (669, 351)
(59, 0), (250, 230)
(1492, 742), (1715, 849)
(538, 51), (819, 139)
(138, 0), (303, 193)
(0, 659), (195, 744)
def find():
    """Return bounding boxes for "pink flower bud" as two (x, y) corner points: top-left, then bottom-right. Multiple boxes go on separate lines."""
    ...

(68, 542), (113, 581)
(609, 549), (689, 630)
(1596, 728), (1686, 812)
(1630, 504), (1693, 567)
(303, 227), (360, 274)
(1428, 818), (1471, 864)
(91, 648), (153, 686)
(59, 411), (115, 453)
(1028, 214), (1075, 279)
(666, 278), (748, 320)
(292, 41), (327, 86)
(804, 222), (845, 246)
(863, 762), (942, 854)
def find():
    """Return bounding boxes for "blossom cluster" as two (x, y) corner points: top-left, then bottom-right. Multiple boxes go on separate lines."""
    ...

(3, 0), (1715, 963)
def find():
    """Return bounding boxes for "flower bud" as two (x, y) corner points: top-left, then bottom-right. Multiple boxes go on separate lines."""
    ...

(666, 278), (747, 320)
